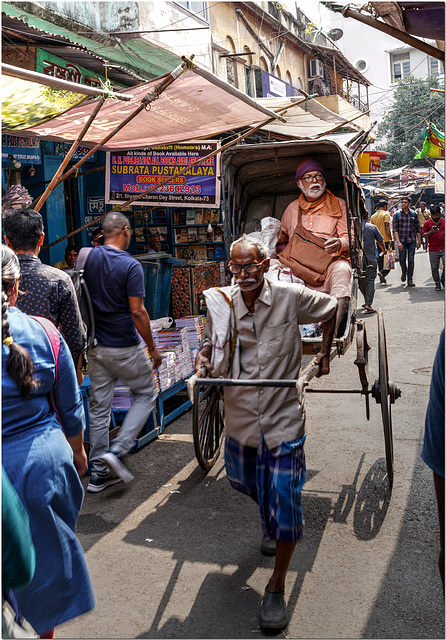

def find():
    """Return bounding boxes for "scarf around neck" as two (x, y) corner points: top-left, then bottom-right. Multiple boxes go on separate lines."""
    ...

(298, 188), (342, 218)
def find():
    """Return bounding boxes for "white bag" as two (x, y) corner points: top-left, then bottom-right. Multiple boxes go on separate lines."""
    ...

(260, 217), (281, 258)
(150, 317), (173, 332)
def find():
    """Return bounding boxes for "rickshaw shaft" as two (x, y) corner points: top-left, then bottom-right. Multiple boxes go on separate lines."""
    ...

(197, 379), (364, 393)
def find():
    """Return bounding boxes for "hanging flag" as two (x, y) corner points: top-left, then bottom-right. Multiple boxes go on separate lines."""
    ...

(414, 123), (445, 160)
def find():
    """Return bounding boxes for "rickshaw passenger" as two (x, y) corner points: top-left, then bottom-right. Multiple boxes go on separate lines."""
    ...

(277, 157), (353, 333)
(195, 235), (337, 632)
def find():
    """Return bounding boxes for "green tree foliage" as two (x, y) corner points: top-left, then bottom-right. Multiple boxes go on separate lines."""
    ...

(2, 85), (84, 131)
(376, 75), (445, 170)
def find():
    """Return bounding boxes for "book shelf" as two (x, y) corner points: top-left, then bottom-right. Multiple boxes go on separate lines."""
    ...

(133, 207), (169, 255)
(172, 208), (225, 261)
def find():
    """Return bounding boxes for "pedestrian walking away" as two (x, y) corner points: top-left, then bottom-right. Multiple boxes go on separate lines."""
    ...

(360, 212), (387, 313)
(416, 202), (430, 251)
(422, 205), (445, 291)
(195, 234), (337, 632)
(371, 200), (392, 284)
(3, 208), (87, 382)
(1, 245), (94, 637)
(393, 196), (421, 287)
(83, 212), (162, 492)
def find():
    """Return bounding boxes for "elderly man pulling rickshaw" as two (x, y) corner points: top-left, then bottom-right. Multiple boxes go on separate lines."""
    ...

(195, 233), (337, 631)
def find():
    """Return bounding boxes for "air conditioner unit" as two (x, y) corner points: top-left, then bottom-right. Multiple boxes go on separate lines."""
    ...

(309, 59), (324, 78)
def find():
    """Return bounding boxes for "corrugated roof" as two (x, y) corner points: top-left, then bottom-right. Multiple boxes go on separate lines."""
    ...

(2, 2), (182, 82)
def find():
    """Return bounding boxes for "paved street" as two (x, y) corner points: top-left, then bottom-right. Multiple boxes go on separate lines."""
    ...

(57, 249), (444, 640)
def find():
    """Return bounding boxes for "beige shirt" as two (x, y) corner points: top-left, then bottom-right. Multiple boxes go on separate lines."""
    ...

(202, 279), (337, 448)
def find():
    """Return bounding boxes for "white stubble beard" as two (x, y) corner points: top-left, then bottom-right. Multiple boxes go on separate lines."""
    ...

(298, 179), (326, 200)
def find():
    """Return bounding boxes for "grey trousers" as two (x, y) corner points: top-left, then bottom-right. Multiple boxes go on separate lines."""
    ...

(88, 343), (157, 475)
(429, 250), (445, 286)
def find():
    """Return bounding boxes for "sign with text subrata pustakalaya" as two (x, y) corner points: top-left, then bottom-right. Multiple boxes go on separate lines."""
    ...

(105, 141), (220, 208)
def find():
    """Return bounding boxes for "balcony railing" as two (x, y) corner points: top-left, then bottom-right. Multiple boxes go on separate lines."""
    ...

(330, 84), (369, 113)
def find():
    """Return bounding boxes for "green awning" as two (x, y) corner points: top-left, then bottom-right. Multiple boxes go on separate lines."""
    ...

(2, 2), (182, 80)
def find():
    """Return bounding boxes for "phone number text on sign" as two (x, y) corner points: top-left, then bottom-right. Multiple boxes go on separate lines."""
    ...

(106, 142), (220, 208)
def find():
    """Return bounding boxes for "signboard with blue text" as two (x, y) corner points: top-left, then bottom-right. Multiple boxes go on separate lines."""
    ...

(254, 69), (300, 98)
(2, 134), (42, 165)
(105, 141), (220, 208)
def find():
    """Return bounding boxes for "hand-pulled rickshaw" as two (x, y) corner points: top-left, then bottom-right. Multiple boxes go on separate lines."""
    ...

(187, 139), (401, 485)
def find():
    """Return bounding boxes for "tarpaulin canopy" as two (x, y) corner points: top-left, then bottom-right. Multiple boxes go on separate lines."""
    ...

(414, 123), (445, 160)
(7, 66), (279, 151)
(253, 97), (362, 139)
(370, 2), (445, 41)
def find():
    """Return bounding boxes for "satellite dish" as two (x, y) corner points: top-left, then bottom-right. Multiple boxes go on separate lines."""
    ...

(328, 28), (343, 41)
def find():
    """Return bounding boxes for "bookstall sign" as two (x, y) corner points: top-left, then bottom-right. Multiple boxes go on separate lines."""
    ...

(2, 135), (41, 165)
(105, 141), (220, 208)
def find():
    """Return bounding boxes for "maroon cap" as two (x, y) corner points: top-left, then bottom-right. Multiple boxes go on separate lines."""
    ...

(295, 157), (327, 182)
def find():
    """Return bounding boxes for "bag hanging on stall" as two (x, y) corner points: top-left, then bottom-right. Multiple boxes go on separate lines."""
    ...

(277, 206), (339, 287)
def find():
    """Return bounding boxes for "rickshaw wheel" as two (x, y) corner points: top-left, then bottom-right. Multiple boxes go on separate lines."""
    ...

(377, 311), (394, 485)
(354, 320), (371, 420)
(193, 384), (225, 471)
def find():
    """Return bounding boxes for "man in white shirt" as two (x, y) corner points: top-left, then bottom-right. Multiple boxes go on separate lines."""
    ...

(195, 235), (337, 632)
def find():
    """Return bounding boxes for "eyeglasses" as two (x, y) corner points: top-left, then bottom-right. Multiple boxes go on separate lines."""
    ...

(228, 259), (268, 274)
(122, 225), (133, 235)
(301, 172), (325, 183)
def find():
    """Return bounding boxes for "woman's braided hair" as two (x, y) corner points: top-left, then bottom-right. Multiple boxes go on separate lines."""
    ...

(2, 245), (38, 397)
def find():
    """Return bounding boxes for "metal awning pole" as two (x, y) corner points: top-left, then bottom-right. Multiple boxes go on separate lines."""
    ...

(1, 63), (134, 101)
(30, 58), (193, 209)
(34, 97), (106, 212)
(42, 114), (277, 249)
(313, 109), (370, 139)
(413, 147), (444, 180)
(322, 2), (445, 62)
(333, 54), (337, 94)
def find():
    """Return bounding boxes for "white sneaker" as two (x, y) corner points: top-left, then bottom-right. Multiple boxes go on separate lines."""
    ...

(100, 451), (134, 483)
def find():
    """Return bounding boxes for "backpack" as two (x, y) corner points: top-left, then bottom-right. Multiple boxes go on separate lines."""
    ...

(396, 209), (416, 221)
(68, 247), (96, 351)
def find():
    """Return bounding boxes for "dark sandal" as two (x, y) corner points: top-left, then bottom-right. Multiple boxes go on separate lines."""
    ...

(259, 587), (288, 631)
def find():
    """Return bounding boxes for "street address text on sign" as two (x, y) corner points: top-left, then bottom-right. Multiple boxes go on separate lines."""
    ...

(105, 141), (220, 208)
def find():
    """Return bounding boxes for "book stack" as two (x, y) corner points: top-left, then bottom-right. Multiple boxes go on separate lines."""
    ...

(175, 315), (206, 349)
(153, 327), (190, 352)
(156, 351), (177, 391)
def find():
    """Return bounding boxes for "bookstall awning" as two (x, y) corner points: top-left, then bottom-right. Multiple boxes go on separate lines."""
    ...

(253, 96), (362, 139)
(8, 67), (280, 150)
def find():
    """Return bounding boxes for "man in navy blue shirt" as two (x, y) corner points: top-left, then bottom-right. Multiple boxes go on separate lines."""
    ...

(360, 212), (387, 313)
(84, 212), (162, 492)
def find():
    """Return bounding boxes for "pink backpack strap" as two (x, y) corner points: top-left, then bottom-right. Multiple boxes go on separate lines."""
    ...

(31, 317), (64, 431)
(31, 316), (61, 379)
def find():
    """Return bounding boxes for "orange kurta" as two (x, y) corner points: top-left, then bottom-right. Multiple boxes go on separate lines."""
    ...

(279, 196), (353, 298)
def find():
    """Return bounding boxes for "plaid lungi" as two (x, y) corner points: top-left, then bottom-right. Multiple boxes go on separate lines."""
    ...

(224, 433), (306, 542)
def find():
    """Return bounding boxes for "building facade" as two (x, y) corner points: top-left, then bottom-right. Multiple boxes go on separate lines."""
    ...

(319, 3), (444, 125)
